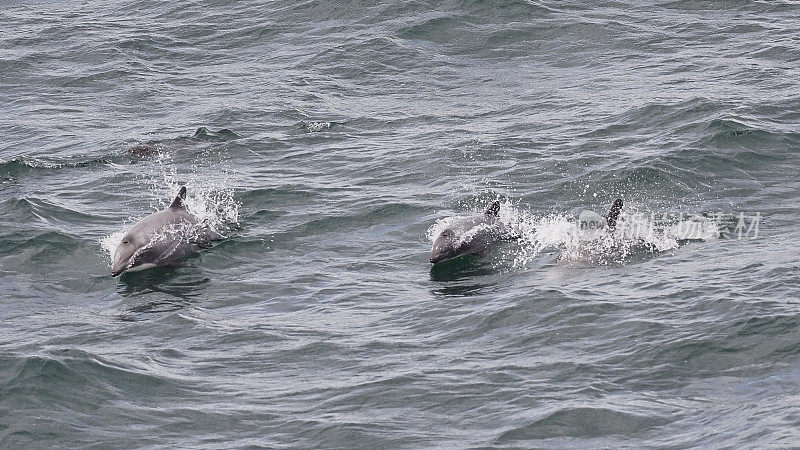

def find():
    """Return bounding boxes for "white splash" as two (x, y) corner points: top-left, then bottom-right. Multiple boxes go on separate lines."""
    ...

(303, 121), (332, 132)
(426, 215), (457, 243)
(429, 198), (724, 269)
(100, 230), (128, 260)
(510, 206), (723, 268)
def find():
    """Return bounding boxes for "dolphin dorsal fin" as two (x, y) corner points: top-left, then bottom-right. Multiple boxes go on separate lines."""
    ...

(169, 186), (188, 210)
(606, 198), (623, 230)
(485, 201), (500, 217)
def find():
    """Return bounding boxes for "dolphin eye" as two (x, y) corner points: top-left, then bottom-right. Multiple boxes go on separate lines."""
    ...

(122, 240), (129, 244)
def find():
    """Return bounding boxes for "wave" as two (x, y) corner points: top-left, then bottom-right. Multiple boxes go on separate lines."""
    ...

(1, 196), (101, 229)
(0, 350), (176, 393)
(697, 118), (800, 153)
(0, 349), (188, 445)
(497, 407), (665, 442)
(0, 157), (113, 176)
(0, 230), (80, 261)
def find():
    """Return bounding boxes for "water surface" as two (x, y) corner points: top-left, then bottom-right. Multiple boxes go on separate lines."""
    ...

(2, 0), (800, 447)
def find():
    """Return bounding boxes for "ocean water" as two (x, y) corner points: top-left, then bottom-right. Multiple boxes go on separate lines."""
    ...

(2, 0), (800, 447)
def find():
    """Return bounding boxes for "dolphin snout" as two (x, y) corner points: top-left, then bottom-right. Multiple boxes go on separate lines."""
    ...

(430, 250), (456, 264)
(430, 246), (446, 264)
(111, 252), (133, 277)
(430, 241), (460, 264)
(111, 259), (130, 277)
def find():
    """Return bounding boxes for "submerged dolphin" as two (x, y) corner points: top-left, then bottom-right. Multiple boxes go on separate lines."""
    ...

(111, 186), (218, 276)
(128, 128), (237, 158)
(429, 201), (509, 264)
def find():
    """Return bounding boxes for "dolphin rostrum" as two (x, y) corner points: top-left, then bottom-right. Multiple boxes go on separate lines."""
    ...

(429, 201), (510, 264)
(111, 186), (219, 276)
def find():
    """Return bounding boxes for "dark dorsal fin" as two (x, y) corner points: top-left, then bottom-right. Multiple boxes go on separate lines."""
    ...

(606, 198), (623, 230)
(485, 201), (500, 217)
(170, 186), (187, 210)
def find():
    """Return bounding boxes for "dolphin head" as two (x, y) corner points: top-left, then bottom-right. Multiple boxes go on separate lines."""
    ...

(430, 228), (465, 264)
(111, 231), (147, 276)
(110, 186), (197, 277)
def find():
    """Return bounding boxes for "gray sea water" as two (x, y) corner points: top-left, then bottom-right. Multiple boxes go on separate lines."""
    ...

(2, 0), (800, 447)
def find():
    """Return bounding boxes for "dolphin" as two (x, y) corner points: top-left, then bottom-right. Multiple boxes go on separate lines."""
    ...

(429, 201), (509, 264)
(111, 186), (219, 276)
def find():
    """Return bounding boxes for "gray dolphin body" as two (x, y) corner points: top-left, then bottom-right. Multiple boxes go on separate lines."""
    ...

(429, 201), (507, 264)
(111, 186), (218, 276)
